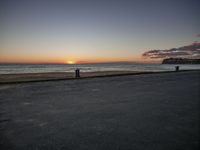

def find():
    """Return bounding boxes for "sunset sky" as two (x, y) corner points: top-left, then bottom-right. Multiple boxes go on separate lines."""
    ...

(0, 0), (200, 64)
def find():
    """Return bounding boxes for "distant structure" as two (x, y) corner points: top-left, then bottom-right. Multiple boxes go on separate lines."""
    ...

(162, 58), (200, 64)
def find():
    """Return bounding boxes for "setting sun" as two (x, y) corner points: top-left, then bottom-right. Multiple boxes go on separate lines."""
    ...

(66, 60), (75, 64)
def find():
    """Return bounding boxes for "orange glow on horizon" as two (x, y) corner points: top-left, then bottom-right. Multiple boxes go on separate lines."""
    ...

(0, 53), (160, 64)
(66, 60), (76, 64)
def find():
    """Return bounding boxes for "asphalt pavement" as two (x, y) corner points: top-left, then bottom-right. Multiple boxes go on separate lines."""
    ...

(0, 71), (199, 150)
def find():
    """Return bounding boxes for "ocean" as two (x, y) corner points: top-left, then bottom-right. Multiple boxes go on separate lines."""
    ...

(0, 64), (200, 74)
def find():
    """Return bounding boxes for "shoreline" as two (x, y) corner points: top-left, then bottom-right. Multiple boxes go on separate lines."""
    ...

(0, 70), (199, 84)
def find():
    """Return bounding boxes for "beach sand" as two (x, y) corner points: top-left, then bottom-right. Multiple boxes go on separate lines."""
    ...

(0, 71), (199, 150)
(0, 70), (196, 84)
(0, 71), (142, 84)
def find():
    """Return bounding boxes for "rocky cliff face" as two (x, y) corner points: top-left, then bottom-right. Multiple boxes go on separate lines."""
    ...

(162, 58), (200, 64)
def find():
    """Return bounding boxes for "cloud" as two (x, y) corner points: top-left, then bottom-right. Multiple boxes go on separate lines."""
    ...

(142, 42), (200, 59)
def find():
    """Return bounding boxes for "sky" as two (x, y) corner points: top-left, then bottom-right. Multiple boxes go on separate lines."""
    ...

(0, 0), (200, 64)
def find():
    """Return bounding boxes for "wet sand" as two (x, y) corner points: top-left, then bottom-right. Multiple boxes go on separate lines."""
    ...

(0, 71), (200, 150)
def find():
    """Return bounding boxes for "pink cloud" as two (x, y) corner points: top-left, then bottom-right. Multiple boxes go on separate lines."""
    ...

(142, 42), (200, 59)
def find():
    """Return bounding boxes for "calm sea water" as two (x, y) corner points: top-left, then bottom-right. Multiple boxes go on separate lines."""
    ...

(0, 64), (200, 74)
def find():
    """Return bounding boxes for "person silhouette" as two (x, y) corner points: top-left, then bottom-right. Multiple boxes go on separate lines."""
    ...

(75, 68), (80, 78)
